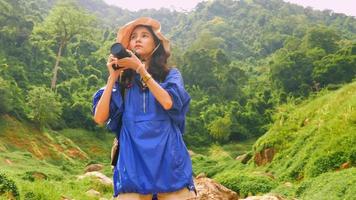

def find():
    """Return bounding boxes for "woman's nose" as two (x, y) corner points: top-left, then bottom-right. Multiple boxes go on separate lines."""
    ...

(135, 36), (142, 43)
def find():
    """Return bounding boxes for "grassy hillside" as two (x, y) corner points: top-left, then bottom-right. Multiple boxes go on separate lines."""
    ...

(0, 115), (115, 199)
(191, 81), (356, 199)
(254, 81), (356, 179)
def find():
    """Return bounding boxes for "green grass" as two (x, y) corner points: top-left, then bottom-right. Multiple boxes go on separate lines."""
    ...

(296, 168), (356, 200)
(253, 81), (356, 181)
(0, 116), (115, 199)
(191, 81), (356, 199)
(191, 143), (279, 197)
(0, 149), (114, 199)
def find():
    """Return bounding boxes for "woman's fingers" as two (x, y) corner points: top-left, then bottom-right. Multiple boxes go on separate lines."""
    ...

(127, 49), (141, 61)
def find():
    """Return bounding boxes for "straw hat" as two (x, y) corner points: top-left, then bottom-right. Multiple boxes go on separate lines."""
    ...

(117, 17), (171, 57)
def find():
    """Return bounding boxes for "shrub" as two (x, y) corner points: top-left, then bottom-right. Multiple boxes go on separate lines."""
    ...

(22, 171), (48, 182)
(307, 151), (348, 177)
(0, 173), (20, 200)
(214, 171), (277, 197)
(296, 168), (356, 200)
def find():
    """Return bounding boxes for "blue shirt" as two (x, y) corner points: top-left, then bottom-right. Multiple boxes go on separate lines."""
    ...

(92, 68), (195, 196)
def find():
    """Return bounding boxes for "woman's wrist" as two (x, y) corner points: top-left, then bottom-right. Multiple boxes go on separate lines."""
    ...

(107, 75), (117, 85)
(142, 73), (152, 83)
(136, 63), (145, 74)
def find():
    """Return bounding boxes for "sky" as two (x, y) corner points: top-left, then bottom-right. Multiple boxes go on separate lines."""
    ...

(103, 0), (356, 17)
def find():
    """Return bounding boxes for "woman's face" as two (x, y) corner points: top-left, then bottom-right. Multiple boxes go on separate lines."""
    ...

(129, 26), (156, 60)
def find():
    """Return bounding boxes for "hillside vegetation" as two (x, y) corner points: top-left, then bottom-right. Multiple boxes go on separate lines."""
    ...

(0, 115), (114, 199)
(191, 81), (356, 199)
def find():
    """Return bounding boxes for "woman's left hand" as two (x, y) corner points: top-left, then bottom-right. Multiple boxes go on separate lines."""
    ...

(116, 50), (143, 72)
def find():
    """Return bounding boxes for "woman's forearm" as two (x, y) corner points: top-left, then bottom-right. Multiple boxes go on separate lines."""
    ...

(94, 76), (116, 125)
(137, 64), (173, 110)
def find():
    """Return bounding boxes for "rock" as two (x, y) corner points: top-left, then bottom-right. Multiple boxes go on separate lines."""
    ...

(340, 162), (350, 169)
(5, 159), (12, 165)
(254, 148), (276, 166)
(23, 171), (48, 181)
(194, 176), (239, 200)
(235, 153), (252, 164)
(196, 173), (206, 179)
(60, 195), (72, 200)
(85, 164), (104, 173)
(240, 194), (285, 200)
(86, 189), (100, 197)
(284, 182), (293, 187)
(78, 171), (113, 186)
(302, 118), (310, 126)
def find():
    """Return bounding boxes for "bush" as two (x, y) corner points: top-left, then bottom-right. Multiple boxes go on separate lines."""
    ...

(26, 86), (62, 129)
(214, 171), (277, 197)
(22, 171), (48, 182)
(23, 191), (50, 200)
(0, 173), (20, 200)
(24, 192), (36, 200)
(240, 177), (278, 197)
(307, 151), (348, 177)
(296, 168), (356, 200)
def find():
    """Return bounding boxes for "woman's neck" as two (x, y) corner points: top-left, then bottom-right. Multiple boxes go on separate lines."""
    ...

(142, 59), (150, 70)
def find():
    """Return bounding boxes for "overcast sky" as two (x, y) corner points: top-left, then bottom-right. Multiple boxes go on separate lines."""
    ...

(103, 0), (356, 17)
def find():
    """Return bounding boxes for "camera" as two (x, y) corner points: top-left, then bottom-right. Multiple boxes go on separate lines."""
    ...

(110, 43), (131, 70)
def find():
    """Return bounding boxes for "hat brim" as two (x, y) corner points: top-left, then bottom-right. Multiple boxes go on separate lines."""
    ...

(117, 17), (170, 57)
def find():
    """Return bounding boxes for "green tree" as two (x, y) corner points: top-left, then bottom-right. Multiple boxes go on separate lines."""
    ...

(313, 46), (356, 87)
(0, 77), (14, 114)
(181, 49), (218, 93)
(207, 113), (232, 142)
(270, 49), (313, 97)
(26, 86), (62, 129)
(0, 62), (26, 118)
(31, 1), (96, 89)
(301, 26), (340, 54)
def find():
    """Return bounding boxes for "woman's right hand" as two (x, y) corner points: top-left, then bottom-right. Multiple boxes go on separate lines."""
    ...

(107, 54), (127, 82)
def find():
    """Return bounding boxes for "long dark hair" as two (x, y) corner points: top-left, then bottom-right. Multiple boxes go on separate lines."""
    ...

(120, 25), (169, 88)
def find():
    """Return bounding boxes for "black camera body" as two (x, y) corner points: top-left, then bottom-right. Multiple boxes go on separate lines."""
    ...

(110, 43), (131, 70)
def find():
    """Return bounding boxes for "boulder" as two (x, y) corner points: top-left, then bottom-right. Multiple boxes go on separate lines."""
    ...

(86, 189), (100, 197)
(5, 159), (12, 165)
(194, 176), (239, 200)
(235, 153), (252, 164)
(196, 173), (206, 179)
(85, 164), (104, 173)
(23, 171), (48, 181)
(340, 162), (350, 170)
(254, 148), (276, 166)
(78, 171), (112, 186)
(60, 195), (72, 200)
(240, 194), (285, 200)
(284, 182), (293, 187)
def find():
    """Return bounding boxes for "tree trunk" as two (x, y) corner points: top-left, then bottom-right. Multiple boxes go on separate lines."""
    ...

(51, 41), (65, 90)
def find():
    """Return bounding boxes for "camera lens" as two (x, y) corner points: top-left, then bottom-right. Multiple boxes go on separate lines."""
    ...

(111, 43), (130, 59)
(110, 43), (131, 70)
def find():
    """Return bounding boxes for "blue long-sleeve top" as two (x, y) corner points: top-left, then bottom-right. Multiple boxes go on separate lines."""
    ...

(92, 68), (195, 196)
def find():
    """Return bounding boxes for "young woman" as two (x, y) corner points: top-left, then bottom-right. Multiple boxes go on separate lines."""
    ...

(93, 17), (196, 200)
